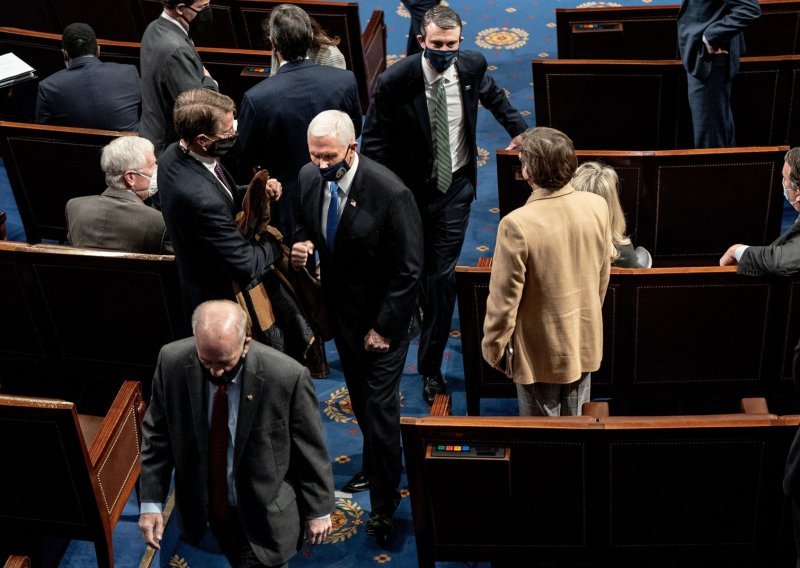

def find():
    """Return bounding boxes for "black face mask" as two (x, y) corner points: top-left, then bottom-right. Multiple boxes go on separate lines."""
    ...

(204, 133), (238, 158)
(186, 5), (213, 34)
(203, 356), (244, 386)
(319, 147), (351, 182)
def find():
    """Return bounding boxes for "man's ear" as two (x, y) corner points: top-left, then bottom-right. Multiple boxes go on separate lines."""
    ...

(416, 35), (426, 50)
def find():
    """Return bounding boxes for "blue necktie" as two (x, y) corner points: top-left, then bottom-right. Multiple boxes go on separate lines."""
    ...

(326, 181), (340, 250)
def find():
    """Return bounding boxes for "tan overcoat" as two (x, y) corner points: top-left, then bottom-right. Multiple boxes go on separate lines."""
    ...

(481, 184), (612, 385)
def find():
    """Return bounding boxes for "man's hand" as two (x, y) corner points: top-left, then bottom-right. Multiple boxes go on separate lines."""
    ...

(720, 243), (743, 266)
(305, 516), (332, 545)
(364, 328), (390, 352)
(265, 178), (282, 201)
(706, 44), (729, 55)
(291, 240), (315, 269)
(203, 65), (213, 78)
(506, 134), (524, 150)
(139, 512), (164, 550)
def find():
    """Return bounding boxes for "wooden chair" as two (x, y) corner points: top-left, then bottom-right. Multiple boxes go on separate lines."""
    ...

(2, 557), (31, 568)
(496, 146), (788, 265)
(0, 381), (145, 568)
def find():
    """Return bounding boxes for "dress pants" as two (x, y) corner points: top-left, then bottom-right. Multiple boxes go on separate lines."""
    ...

(686, 54), (735, 148)
(335, 333), (408, 516)
(416, 169), (473, 378)
(209, 510), (289, 568)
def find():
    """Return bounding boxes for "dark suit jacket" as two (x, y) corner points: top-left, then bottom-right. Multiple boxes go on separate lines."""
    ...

(65, 188), (172, 254)
(139, 17), (219, 154)
(35, 56), (141, 131)
(140, 338), (334, 565)
(158, 142), (281, 319)
(677, 0), (760, 80)
(361, 51), (527, 198)
(294, 155), (423, 347)
(237, 59), (362, 238)
(738, 221), (800, 276)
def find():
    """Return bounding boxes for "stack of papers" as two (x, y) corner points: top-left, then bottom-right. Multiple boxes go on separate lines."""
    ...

(0, 52), (36, 88)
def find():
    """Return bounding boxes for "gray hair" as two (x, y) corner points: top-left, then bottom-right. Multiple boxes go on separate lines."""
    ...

(786, 147), (800, 190)
(420, 5), (462, 37)
(191, 300), (248, 343)
(307, 110), (355, 148)
(100, 136), (154, 190)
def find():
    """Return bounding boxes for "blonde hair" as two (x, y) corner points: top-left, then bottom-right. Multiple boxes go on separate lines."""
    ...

(572, 162), (631, 259)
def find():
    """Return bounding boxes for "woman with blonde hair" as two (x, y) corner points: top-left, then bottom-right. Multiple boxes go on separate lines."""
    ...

(572, 162), (643, 268)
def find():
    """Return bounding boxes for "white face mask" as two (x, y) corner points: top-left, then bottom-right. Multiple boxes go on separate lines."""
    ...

(783, 178), (798, 205)
(133, 166), (158, 197)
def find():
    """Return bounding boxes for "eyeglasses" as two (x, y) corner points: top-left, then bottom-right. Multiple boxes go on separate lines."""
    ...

(783, 178), (797, 192)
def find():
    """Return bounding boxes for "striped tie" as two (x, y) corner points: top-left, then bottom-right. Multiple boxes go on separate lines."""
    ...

(434, 77), (452, 194)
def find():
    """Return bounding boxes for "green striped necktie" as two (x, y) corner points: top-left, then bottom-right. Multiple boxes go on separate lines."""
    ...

(435, 77), (452, 194)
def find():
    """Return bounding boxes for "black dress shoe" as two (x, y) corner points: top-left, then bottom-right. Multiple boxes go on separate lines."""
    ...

(364, 512), (394, 540)
(423, 374), (447, 406)
(343, 472), (370, 493)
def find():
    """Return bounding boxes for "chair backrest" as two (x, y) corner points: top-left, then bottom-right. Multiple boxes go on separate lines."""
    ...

(556, 1), (800, 59)
(401, 411), (800, 567)
(532, 57), (800, 149)
(456, 264), (800, 415)
(496, 147), (788, 265)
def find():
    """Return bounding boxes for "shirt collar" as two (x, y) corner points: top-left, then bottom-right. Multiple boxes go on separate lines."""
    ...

(161, 11), (188, 36)
(421, 54), (458, 87)
(180, 140), (216, 166)
(334, 152), (359, 196)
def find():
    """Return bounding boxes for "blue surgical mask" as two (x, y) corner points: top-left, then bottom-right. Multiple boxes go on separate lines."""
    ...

(424, 47), (459, 74)
(319, 147), (351, 182)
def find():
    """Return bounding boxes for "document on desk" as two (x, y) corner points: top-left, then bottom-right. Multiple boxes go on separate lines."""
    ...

(0, 52), (36, 88)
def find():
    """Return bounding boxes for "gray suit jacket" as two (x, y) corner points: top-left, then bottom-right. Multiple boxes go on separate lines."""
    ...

(677, 0), (760, 80)
(139, 17), (218, 154)
(738, 220), (800, 277)
(140, 338), (334, 566)
(65, 188), (172, 254)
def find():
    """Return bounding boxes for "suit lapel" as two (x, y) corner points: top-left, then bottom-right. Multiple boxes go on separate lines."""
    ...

(233, 362), (265, 470)
(336, 164), (366, 243)
(181, 150), (236, 214)
(308, 175), (329, 254)
(410, 59), (434, 156)
(186, 357), (209, 460)
(456, 58), (478, 153)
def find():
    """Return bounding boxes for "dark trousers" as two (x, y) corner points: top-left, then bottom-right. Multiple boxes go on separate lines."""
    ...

(401, 0), (440, 56)
(209, 511), (289, 568)
(335, 333), (407, 516)
(686, 55), (735, 148)
(416, 171), (473, 377)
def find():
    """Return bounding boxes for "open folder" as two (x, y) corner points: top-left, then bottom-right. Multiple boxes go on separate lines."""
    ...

(0, 52), (36, 88)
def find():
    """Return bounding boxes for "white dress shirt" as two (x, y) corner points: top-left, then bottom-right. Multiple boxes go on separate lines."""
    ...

(422, 56), (468, 172)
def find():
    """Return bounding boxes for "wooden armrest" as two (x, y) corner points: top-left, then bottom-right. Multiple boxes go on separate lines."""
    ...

(3, 556), (31, 568)
(77, 414), (104, 448)
(582, 401), (609, 418)
(431, 394), (452, 417)
(740, 397), (769, 414)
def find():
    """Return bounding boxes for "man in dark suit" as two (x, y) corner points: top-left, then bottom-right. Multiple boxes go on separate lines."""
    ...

(140, 0), (219, 155)
(35, 23), (141, 131)
(66, 136), (172, 254)
(721, 148), (800, 275)
(292, 110), (423, 539)
(237, 4), (361, 239)
(677, 0), (760, 148)
(159, 88), (283, 321)
(361, 5), (527, 405)
(139, 300), (333, 567)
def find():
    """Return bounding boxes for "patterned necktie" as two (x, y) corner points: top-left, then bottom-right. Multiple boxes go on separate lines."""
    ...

(209, 384), (231, 521)
(326, 181), (340, 250)
(214, 160), (234, 200)
(435, 77), (452, 194)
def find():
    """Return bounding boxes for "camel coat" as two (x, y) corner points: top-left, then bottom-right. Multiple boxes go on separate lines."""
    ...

(482, 183), (613, 385)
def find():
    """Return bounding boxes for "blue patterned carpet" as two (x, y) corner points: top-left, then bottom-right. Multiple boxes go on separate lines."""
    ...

(2, 0), (795, 566)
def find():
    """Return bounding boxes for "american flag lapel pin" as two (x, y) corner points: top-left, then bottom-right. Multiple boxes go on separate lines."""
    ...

(349, 198), (357, 207)
(246, 394), (254, 401)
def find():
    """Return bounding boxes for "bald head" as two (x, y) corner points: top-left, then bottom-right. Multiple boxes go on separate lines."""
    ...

(192, 301), (251, 378)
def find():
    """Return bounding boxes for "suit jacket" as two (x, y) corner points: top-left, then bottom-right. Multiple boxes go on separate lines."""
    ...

(677, 0), (760, 80)
(65, 188), (172, 254)
(481, 184), (613, 384)
(738, 220), (800, 276)
(361, 51), (527, 197)
(139, 17), (219, 154)
(294, 155), (423, 347)
(35, 56), (141, 131)
(158, 142), (281, 319)
(237, 60), (362, 238)
(140, 338), (334, 565)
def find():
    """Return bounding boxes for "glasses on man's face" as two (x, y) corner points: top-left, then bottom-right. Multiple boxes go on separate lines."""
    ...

(784, 178), (797, 193)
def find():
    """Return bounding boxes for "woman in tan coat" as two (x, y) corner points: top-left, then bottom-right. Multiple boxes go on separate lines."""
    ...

(481, 128), (613, 416)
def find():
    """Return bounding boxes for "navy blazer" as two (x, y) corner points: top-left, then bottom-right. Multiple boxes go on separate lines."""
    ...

(294, 155), (423, 346)
(35, 56), (141, 131)
(361, 50), (527, 198)
(158, 142), (281, 319)
(236, 59), (362, 238)
(677, 0), (760, 80)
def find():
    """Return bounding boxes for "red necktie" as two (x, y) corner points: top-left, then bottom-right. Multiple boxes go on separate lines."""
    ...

(209, 384), (232, 521)
(214, 160), (234, 199)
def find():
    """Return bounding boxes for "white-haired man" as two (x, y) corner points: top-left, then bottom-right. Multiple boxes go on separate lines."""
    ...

(292, 110), (423, 540)
(66, 136), (171, 254)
